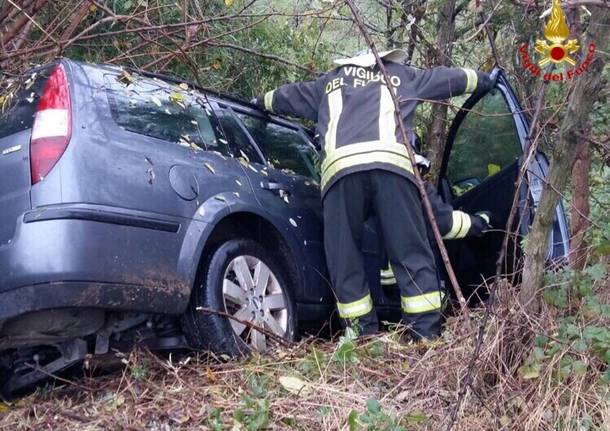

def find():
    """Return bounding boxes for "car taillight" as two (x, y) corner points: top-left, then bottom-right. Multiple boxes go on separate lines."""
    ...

(30, 63), (72, 184)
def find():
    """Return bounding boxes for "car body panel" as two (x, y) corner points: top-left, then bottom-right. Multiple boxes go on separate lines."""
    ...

(0, 59), (333, 329)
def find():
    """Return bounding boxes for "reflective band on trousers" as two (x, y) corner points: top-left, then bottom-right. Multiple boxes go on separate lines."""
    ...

(401, 291), (444, 314)
(380, 264), (396, 286)
(337, 293), (373, 318)
(442, 211), (472, 239)
(461, 68), (478, 93)
(321, 141), (414, 190)
(264, 90), (275, 111)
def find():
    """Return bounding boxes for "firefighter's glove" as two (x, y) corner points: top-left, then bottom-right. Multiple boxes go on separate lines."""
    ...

(250, 96), (264, 108)
(469, 211), (492, 237)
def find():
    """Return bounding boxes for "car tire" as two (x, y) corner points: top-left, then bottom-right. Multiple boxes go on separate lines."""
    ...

(181, 238), (296, 356)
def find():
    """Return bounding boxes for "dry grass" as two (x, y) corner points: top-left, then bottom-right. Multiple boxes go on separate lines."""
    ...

(0, 283), (609, 431)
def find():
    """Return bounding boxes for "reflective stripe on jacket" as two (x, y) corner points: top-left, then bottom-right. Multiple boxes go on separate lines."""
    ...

(263, 62), (488, 196)
(424, 183), (478, 240)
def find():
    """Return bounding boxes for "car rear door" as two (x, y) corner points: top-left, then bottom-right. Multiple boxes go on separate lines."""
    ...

(438, 69), (570, 294)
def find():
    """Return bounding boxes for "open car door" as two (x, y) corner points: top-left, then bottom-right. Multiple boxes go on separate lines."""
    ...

(438, 69), (570, 297)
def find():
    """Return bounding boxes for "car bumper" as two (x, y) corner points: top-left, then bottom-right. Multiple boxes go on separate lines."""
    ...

(0, 204), (192, 320)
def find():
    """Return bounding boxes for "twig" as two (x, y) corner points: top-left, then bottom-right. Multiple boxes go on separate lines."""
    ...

(195, 306), (293, 348)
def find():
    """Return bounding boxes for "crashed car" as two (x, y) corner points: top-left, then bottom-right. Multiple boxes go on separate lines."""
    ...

(0, 59), (568, 393)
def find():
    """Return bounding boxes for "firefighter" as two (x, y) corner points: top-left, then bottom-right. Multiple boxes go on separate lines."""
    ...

(380, 147), (492, 287)
(252, 49), (494, 340)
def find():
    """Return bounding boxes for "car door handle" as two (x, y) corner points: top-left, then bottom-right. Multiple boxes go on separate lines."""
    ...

(260, 180), (290, 194)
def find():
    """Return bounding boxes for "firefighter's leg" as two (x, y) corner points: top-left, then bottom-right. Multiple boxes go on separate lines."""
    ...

(371, 171), (443, 340)
(323, 173), (378, 335)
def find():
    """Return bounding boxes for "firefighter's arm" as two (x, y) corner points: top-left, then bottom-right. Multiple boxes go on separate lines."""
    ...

(252, 77), (324, 121)
(412, 66), (494, 101)
(425, 183), (491, 239)
(425, 183), (456, 237)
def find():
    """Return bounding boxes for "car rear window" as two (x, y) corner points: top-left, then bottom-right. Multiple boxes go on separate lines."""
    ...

(105, 75), (229, 155)
(236, 113), (320, 180)
(0, 67), (52, 139)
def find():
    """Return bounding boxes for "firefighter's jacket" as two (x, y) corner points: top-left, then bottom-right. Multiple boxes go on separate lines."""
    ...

(261, 61), (491, 196)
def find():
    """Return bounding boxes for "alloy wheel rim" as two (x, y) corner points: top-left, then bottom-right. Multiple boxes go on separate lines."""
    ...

(222, 255), (288, 352)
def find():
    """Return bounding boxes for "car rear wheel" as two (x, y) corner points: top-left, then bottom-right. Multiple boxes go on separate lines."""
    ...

(182, 239), (296, 356)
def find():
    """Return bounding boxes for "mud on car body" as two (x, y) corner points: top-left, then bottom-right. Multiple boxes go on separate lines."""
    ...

(0, 60), (569, 394)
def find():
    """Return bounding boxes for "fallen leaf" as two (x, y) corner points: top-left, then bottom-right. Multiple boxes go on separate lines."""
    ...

(239, 150), (250, 162)
(118, 70), (134, 86)
(225, 0), (234, 6)
(169, 91), (184, 104)
(151, 95), (162, 107)
(289, 218), (298, 227)
(518, 364), (540, 380)
(179, 83), (189, 90)
(206, 367), (216, 382)
(204, 162), (216, 174)
(279, 376), (311, 395)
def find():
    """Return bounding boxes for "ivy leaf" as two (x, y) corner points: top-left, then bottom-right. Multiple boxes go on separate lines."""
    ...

(366, 399), (381, 414)
(585, 263), (606, 281)
(405, 409), (427, 424)
(572, 360), (587, 376)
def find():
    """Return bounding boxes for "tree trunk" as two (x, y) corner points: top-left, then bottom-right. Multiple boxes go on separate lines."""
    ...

(425, 0), (456, 181)
(519, 7), (609, 311)
(570, 131), (591, 270)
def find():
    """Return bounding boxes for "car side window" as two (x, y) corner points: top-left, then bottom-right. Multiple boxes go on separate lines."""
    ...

(235, 113), (320, 181)
(215, 108), (263, 164)
(446, 89), (521, 197)
(105, 76), (230, 155)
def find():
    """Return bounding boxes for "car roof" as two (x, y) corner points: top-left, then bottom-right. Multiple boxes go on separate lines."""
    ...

(62, 58), (310, 133)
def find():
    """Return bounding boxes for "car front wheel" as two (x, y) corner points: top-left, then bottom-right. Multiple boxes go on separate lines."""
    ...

(182, 239), (296, 356)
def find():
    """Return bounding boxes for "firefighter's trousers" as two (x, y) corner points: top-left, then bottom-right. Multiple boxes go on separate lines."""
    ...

(323, 170), (443, 339)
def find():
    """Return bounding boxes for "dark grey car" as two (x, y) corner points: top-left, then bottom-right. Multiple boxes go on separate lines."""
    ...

(0, 59), (568, 393)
